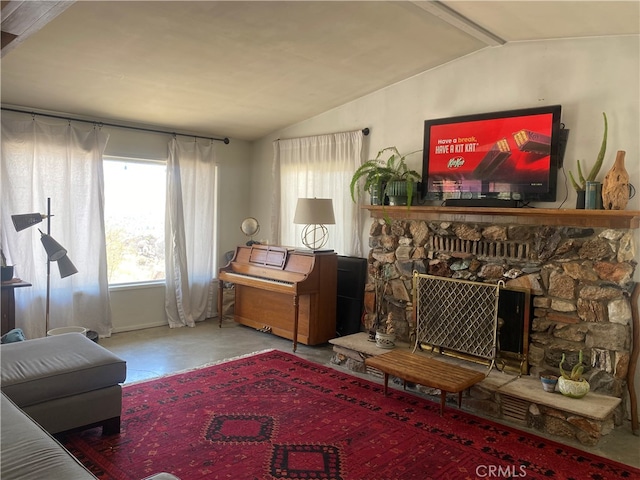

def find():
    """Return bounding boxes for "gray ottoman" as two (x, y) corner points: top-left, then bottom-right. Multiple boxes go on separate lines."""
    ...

(1, 332), (126, 435)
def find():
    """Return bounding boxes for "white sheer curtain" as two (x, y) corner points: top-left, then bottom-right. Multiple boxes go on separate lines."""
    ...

(0, 115), (112, 338)
(165, 137), (217, 328)
(271, 130), (364, 256)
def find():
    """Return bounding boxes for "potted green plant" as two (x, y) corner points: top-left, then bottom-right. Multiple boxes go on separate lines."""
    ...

(350, 146), (421, 207)
(569, 112), (608, 207)
(557, 350), (590, 398)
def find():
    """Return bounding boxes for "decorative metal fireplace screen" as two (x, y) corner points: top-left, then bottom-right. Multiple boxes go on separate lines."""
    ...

(413, 273), (501, 366)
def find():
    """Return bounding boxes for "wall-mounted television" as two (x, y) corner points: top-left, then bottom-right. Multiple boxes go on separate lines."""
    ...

(422, 105), (564, 206)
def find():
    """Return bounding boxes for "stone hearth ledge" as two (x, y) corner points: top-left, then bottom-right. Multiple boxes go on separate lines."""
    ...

(330, 333), (621, 445)
(499, 376), (620, 421)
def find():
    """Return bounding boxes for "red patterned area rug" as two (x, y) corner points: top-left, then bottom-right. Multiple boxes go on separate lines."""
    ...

(60, 350), (638, 480)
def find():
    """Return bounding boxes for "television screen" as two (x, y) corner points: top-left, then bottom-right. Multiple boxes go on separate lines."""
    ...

(422, 105), (563, 204)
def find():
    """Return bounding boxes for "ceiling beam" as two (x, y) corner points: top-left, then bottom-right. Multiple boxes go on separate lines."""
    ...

(412, 1), (506, 47)
(1, 1), (74, 57)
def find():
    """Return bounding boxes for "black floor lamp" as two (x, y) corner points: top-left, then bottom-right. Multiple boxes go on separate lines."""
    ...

(11, 198), (78, 333)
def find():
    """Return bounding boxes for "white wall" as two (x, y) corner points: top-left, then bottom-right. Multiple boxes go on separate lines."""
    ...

(109, 284), (166, 332)
(251, 36), (640, 243)
(250, 35), (640, 415)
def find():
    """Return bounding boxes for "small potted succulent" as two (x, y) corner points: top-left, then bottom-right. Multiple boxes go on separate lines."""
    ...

(557, 350), (590, 398)
(569, 112), (607, 208)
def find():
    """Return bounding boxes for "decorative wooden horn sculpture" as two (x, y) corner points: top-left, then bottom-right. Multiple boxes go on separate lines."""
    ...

(602, 150), (630, 210)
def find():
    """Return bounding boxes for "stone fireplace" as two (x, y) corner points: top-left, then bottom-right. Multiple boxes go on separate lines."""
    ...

(331, 205), (639, 445)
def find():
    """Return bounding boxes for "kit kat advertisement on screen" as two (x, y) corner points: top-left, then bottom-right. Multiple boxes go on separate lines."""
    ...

(424, 112), (555, 196)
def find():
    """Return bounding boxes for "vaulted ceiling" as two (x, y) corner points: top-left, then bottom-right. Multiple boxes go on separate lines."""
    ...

(1, 1), (638, 141)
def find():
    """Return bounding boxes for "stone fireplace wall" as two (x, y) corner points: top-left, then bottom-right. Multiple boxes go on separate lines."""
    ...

(364, 217), (636, 402)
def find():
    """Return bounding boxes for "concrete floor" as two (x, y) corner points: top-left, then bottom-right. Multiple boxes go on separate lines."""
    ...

(99, 318), (640, 469)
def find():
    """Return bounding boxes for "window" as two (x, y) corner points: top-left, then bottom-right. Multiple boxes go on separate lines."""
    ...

(103, 158), (166, 284)
(274, 131), (363, 256)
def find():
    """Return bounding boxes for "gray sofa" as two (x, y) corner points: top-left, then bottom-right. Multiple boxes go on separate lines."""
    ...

(1, 391), (178, 480)
(1, 332), (126, 434)
(0, 333), (179, 480)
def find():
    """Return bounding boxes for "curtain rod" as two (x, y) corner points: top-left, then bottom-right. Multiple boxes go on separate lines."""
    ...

(277, 128), (369, 142)
(1, 107), (231, 144)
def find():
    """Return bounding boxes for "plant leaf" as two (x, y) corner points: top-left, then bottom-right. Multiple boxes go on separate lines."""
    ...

(577, 160), (586, 186)
(559, 353), (570, 379)
(587, 112), (607, 182)
(568, 171), (582, 192)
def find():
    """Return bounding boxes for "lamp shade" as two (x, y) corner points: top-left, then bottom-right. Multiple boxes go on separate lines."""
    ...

(39, 231), (67, 261)
(11, 213), (47, 232)
(293, 198), (335, 225)
(56, 254), (78, 278)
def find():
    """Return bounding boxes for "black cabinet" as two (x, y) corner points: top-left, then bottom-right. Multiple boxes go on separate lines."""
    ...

(336, 256), (367, 337)
(1, 281), (31, 335)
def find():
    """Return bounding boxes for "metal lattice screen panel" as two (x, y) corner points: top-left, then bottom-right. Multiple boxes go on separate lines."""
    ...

(413, 273), (500, 362)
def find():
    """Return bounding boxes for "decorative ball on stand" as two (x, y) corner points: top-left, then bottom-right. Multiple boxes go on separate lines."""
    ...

(300, 224), (329, 250)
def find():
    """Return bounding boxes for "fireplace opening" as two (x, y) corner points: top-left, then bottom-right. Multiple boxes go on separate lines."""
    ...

(414, 274), (532, 375)
(496, 286), (532, 375)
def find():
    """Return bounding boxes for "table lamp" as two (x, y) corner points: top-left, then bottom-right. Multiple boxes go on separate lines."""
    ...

(293, 198), (335, 250)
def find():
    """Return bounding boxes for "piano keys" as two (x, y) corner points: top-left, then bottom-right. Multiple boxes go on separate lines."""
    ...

(218, 244), (337, 351)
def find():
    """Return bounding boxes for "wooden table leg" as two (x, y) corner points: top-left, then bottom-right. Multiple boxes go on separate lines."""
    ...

(458, 391), (463, 408)
(383, 373), (389, 396)
(292, 294), (299, 353)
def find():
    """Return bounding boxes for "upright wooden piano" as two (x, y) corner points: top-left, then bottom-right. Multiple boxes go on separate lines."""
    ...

(218, 244), (337, 351)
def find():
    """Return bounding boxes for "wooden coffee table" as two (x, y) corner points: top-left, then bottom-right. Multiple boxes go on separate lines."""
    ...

(365, 349), (486, 416)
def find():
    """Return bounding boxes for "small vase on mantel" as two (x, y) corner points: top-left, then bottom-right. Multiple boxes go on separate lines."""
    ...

(602, 150), (630, 210)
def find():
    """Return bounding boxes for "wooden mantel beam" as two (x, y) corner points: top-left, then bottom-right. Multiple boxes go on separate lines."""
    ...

(364, 206), (640, 230)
